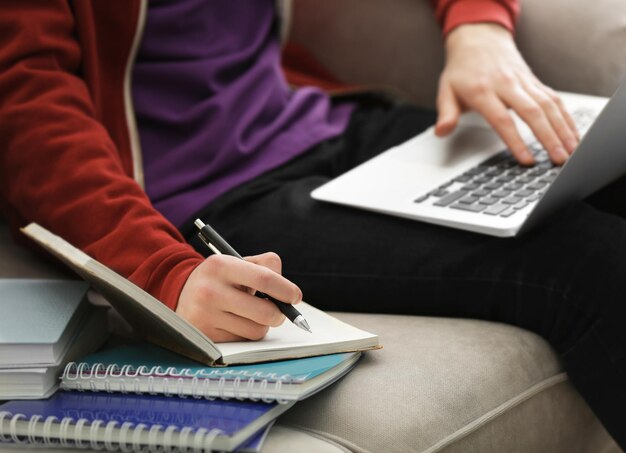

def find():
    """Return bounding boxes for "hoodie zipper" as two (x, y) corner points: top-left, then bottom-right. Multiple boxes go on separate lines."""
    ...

(123, 0), (148, 189)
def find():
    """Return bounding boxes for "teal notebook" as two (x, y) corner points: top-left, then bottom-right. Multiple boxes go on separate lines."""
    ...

(61, 344), (361, 402)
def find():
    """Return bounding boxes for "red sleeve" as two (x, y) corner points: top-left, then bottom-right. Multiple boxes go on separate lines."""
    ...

(282, 42), (363, 93)
(0, 2), (203, 310)
(430, 0), (520, 36)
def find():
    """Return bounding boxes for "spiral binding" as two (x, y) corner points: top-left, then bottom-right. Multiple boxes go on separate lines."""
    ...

(62, 362), (299, 404)
(64, 362), (306, 382)
(0, 410), (223, 452)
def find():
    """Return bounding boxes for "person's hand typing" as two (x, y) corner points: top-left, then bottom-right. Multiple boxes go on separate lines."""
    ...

(435, 23), (580, 165)
(176, 252), (302, 342)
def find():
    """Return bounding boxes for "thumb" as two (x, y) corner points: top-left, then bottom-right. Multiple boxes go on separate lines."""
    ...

(435, 78), (461, 137)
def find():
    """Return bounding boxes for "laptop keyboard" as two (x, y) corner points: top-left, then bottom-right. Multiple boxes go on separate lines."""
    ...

(413, 108), (597, 218)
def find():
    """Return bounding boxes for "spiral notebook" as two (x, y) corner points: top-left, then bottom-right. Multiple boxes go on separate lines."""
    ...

(61, 343), (360, 402)
(0, 424), (273, 453)
(21, 223), (380, 366)
(0, 391), (293, 452)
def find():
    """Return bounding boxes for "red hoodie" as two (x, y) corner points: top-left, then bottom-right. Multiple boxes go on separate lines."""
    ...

(0, 0), (519, 311)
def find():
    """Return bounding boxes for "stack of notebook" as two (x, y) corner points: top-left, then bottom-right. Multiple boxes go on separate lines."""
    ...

(1, 343), (358, 452)
(0, 279), (109, 400)
(0, 223), (380, 452)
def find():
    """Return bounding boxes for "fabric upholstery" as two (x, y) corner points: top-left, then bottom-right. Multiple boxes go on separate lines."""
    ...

(277, 313), (618, 452)
(289, 0), (626, 107)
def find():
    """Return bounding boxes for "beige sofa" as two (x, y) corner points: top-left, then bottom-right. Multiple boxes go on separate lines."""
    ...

(1, 0), (625, 451)
(289, 0), (626, 107)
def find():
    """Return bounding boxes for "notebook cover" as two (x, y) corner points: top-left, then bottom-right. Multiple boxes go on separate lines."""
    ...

(0, 422), (273, 453)
(236, 422), (274, 453)
(0, 307), (109, 399)
(21, 223), (222, 366)
(0, 391), (278, 437)
(0, 279), (88, 346)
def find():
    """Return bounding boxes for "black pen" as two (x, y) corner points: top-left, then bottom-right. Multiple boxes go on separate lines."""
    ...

(194, 219), (312, 333)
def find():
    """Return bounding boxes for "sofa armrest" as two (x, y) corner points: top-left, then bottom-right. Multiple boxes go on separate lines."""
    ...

(289, 0), (626, 107)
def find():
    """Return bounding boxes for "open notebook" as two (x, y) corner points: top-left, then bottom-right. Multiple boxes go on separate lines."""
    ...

(21, 223), (380, 366)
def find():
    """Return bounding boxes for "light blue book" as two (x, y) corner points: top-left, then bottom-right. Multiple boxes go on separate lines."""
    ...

(0, 279), (90, 367)
(61, 344), (360, 402)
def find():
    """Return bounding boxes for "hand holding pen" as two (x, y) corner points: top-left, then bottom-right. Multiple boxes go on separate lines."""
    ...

(193, 219), (311, 333)
(175, 221), (311, 342)
(175, 227), (311, 341)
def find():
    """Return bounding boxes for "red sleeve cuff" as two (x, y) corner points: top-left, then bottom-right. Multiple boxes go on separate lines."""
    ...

(436, 0), (520, 36)
(127, 245), (204, 311)
(155, 255), (203, 311)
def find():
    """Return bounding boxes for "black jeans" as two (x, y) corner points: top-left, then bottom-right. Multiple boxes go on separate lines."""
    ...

(182, 103), (626, 448)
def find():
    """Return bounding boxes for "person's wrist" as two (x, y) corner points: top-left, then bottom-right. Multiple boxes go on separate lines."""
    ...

(445, 23), (514, 56)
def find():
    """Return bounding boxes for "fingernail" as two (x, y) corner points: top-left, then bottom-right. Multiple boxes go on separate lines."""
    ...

(521, 149), (534, 164)
(566, 138), (578, 153)
(294, 289), (303, 304)
(555, 146), (569, 162)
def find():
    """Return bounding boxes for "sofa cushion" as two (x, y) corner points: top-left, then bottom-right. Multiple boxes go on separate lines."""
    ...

(289, 0), (626, 107)
(277, 313), (619, 452)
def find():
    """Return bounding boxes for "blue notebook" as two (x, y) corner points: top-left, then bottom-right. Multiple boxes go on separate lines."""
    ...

(0, 391), (292, 452)
(61, 343), (361, 402)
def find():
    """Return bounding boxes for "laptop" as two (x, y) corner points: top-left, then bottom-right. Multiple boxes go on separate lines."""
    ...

(311, 79), (626, 237)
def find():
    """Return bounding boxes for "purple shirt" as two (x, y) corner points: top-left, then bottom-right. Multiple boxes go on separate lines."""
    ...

(132, 0), (353, 227)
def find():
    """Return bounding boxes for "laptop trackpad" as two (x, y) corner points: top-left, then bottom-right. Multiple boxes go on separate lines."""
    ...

(391, 126), (504, 168)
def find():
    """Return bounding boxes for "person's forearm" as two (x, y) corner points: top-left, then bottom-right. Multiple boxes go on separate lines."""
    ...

(436, 22), (579, 164)
(0, 1), (203, 310)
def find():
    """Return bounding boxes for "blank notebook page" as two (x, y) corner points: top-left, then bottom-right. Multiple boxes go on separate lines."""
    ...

(218, 302), (378, 362)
